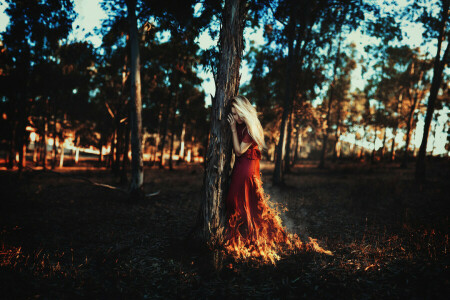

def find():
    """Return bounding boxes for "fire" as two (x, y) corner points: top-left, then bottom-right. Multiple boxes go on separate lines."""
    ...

(224, 175), (332, 264)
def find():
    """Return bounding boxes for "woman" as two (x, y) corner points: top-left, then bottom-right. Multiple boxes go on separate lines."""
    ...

(225, 95), (302, 263)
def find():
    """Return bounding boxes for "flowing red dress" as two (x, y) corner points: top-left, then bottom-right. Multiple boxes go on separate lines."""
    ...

(225, 122), (301, 263)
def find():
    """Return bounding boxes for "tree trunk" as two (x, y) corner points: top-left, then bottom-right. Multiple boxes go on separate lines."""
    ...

(201, 0), (246, 247)
(381, 128), (387, 160)
(158, 103), (171, 168)
(273, 2), (314, 181)
(390, 132), (396, 162)
(179, 121), (186, 161)
(390, 93), (403, 161)
(120, 118), (130, 184)
(371, 125), (378, 163)
(127, 0), (144, 198)
(333, 98), (342, 162)
(401, 88), (421, 167)
(43, 116), (48, 169)
(158, 81), (175, 169)
(33, 137), (37, 164)
(168, 92), (179, 170)
(151, 107), (163, 165)
(98, 135), (104, 164)
(273, 20), (296, 184)
(59, 144), (65, 168)
(178, 98), (189, 163)
(416, 1), (449, 180)
(292, 127), (300, 165)
(7, 125), (15, 169)
(51, 111), (57, 169)
(319, 36), (342, 169)
(283, 110), (293, 173)
(430, 112), (439, 156)
(113, 118), (123, 174)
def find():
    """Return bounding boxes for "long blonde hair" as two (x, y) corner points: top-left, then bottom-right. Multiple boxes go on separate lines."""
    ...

(231, 95), (267, 150)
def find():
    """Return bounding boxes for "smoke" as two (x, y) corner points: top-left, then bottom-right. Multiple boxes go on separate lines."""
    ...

(264, 184), (310, 240)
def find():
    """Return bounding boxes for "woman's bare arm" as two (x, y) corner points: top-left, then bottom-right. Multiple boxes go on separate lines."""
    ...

(228, 113), (252, 156)
(231, 130), (252, 156)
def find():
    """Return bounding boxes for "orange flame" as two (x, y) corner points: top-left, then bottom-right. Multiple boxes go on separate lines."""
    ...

(224, 175), (332, 264)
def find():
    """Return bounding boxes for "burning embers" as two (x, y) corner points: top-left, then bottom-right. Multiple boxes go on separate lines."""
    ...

(224, 175), (332, 264)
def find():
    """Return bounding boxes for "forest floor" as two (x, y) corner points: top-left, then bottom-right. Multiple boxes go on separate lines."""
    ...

(0, 159), (449, 299)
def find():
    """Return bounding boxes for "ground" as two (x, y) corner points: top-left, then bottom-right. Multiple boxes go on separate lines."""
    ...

(0, 160), (449, 299)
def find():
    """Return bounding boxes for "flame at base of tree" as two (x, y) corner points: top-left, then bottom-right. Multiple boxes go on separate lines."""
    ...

(224, 175), (332, 264)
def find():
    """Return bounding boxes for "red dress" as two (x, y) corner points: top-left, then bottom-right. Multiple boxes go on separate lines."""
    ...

(225, 122), (302, 263)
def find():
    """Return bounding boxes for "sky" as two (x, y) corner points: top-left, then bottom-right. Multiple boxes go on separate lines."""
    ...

(0, 0), (448, 155)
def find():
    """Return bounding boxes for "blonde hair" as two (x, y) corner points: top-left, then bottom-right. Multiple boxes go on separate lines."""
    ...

(231, 95), (267, 150)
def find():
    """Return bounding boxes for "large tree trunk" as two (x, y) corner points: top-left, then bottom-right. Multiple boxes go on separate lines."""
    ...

(416, 1), (449, 180)
(127, 0), (144, 199)
(201, 0), (246, 247)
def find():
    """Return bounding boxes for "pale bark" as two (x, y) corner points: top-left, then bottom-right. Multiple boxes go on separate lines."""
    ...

(59, 145), (65, 168)
(179, 122), (186, 160)
(127, 0), (144, 198)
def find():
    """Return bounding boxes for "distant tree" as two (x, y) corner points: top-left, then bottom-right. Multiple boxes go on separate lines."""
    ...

(319, 42), (356, 165)
(0, 0), (75, 171)
(345, 89), (367, 158)
(414, 0), (449, 180)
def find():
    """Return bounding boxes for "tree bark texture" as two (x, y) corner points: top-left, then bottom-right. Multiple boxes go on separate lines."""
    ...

(201, 0), (246, 246)
(127, 0), (144, 198)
